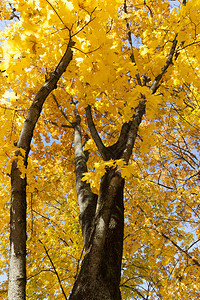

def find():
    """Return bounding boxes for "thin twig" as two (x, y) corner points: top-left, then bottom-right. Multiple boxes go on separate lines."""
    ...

(52, 94), (73, 125)
(187, 239), (200, 251)
(0, 105), (27, 111)
(72, 17), (96, 37)
(39, 240), (68, 299)
(71, 8), (97, 37)
(45, 0), (70, 32)
(144, 0), (153, 17)
(71, 45), (101, 55)
(124, 0), (142, 85)
(44, 118), (73, 128)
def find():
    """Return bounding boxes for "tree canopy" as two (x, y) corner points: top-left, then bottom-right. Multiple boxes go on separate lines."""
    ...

(0, 0), (200, 299)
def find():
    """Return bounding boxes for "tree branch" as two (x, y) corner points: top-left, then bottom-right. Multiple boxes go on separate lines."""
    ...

(39, 240), (68, 299)
(74, 108), (97, 249)
(138, 205), (200, 267)
(144, 1), (153, 18)
(150, 34), (178, 94)
(71, 7), (97, 37)
(44, 119), (73, 128)
(45, 0), (70, 32)
(85, 105), (110, 160)
(52, 93), (73, 126)
(158, 229), (200, 267)
(17, 39), (74, 156)
(122, 100), (146, 163)
(124, 0), (142, 86)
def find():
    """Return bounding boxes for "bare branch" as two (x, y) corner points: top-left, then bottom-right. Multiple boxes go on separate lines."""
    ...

(52, 94), (73, 125)
(144, 0), (153, 17)
(44, 118), (73, 128)
(39, 240), (68, 299)
(45, 0), (70, 32)
(124, 0), (142, 86)
(150, 34), (178, 94)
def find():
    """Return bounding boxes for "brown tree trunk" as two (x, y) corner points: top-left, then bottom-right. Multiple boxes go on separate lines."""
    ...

(70, 102), (146, 300)
(70, 170), (124, 300)
(8, 160), (27, 300)
(8, 42), (73, 300)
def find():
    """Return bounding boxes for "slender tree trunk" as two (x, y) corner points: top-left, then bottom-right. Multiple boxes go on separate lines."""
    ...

(8, 41), (73, 300)
(8, 161), (27, 300)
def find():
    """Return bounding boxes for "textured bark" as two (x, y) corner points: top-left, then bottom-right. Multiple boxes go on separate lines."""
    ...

(8, 159), (27, 300)
(74, 111), (97, 249)
(8, 41), (73, 300)
(70, 33), (179, 297)
(70, 101), (146, 299)
(70, 170), (124, 300)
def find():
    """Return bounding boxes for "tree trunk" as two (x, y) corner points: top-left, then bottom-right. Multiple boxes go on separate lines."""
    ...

(70, 102), (146, 299)
(70, 170), (124, 300)
(8, 42), (73, 300)
(8, 160), (27, 300)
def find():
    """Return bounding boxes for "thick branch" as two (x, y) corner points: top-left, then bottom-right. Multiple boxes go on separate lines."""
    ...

(74, 109), (97, 249)
(17, 39), (74, 156)
(70, 169), (124, 300)
(122, 100), (146, 163)
(106, 122), (132, 160)
(85, 105), (110, 160)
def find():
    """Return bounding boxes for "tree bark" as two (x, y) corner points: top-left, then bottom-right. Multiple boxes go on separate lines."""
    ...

(8, 160), (27, 300)
(70, 15), (178, 300)
(8, 41), (73, 300)
(70, 102), (146, 299)
(70, 170), (124, 300)
(74, 110), (97, 250)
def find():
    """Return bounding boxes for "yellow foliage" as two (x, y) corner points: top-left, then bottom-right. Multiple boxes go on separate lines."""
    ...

(0, 0), (200, 299)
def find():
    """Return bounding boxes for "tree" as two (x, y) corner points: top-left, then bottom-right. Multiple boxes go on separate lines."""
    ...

(0, 0), (200, 299)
